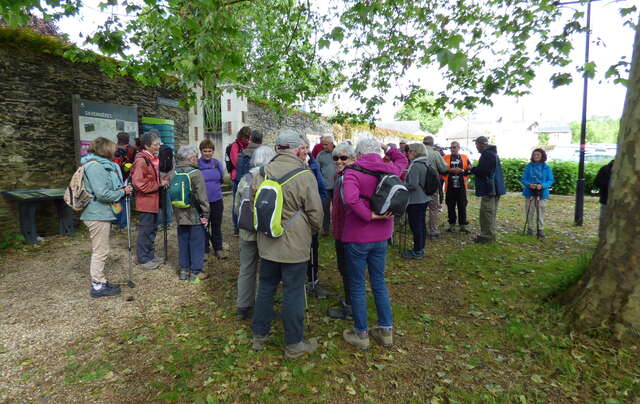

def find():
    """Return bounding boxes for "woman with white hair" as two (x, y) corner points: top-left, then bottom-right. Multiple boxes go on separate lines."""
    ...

(234, 145), (276, 319)
(327, 142), (356, 320)
(402, 143), (431, 259)
(170, 144), (210, 281)
(341, 137), (408, 350)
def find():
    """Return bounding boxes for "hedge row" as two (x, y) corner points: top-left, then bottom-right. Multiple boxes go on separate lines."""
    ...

(498, 158), (609, 195)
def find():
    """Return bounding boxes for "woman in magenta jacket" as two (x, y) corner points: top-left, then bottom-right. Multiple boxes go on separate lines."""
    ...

(341, 138), (408, 350)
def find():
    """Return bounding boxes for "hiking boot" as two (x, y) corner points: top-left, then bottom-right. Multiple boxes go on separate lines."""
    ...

(189, 271), (209, 281)
(459, 225), (470, 234)
(400, 250), (416, 259)
(343, 329), (370, 350)
(327, 301), (353, 320)
(284, 338), (318, 359)
(140, 260), (160, 270)
(413, 250), (425, 260)
(447, 225), (456, 232)
(252, 334), (269, 351)
(527, 228), (534, 236)
(369, 327), (393, 347)
(178, 269), (189, 280)
(152, 256), (164, 264)
(537, 230), (545, 239)
(214, 250), (227, 260)
(236, 307), (253, 320)
(90, 282), (121, 298)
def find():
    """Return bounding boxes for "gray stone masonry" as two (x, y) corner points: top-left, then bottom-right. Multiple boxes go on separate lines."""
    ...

(0, 43), (188, 235)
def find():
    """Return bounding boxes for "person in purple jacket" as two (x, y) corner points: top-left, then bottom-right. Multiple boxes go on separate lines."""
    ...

(341, 138), (408, 350)
(198, 139), (227, 259)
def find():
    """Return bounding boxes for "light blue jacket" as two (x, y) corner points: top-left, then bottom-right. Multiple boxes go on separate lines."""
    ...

(80, 154), (125, 221)
(521, 162), (554, 199)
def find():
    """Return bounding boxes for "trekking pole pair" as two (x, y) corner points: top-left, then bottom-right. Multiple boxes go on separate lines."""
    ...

(522, 191), (541, 239)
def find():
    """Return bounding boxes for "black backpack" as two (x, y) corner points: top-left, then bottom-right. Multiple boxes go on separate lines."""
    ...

(159, 144), (174, 173)
(415, 160), (440, 195)
(224, 144), (233, 174)
(344, 166), (409, 216)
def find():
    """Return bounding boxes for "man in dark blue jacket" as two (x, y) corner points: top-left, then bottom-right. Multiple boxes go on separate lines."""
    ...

(459, 136), (505, 243)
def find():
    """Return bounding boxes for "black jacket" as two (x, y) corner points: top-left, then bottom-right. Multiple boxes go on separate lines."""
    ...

(594, 160), (614, 204)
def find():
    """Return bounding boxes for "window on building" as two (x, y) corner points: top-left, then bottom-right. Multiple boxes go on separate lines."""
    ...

(226, 122), (232, 134)
(241, 111), (246, 124)
(195, 126), (199, 141)
(227, 99), (231, 112)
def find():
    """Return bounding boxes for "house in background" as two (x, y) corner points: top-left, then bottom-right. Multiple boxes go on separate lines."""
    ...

(531, 122), (573, 146)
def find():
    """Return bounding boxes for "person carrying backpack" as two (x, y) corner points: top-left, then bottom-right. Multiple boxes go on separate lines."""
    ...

(422, 136), (449, 238)
(233, 145), (276, 320)
(112, 132), (137, 230)
(170, 145), (210, 281)
(250, 130), (323, 359)
(402, 143), (436, 260)
(229, 126), (251, 235)
(80, 137), (133, 298)
(235, 130), (263, 183)
(341, 138), (407, 350)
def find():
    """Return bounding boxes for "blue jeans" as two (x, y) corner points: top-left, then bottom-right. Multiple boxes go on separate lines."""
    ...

(251, 259), (306, 345)
(177, 225), (205, 273)
(136, 212), (158, 264)
(345, 241), (393, 332)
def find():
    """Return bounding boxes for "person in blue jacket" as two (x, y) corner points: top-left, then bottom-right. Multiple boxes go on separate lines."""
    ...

(521, 148), (554, 238)
(306, 149), (330, 298)
(81, 137), (133, 298)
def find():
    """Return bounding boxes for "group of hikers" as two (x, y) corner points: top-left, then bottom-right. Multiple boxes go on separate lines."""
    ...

(75, 123), (622, 358)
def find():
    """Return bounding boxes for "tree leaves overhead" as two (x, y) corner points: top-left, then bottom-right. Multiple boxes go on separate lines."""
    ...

(1, 0), (636, 117)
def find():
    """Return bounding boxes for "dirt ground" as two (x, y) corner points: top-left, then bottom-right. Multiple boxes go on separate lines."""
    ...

(0, 196), (241, 402)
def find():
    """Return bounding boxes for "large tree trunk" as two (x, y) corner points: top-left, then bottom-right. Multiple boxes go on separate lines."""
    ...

(563, 19), (640, 341)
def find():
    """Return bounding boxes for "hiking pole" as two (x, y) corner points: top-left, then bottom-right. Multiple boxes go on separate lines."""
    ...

(162, 187), (168, 265)
(535, 195), (541, 239)
(125, 186), (135, 289)
(523, 197), (533, 235)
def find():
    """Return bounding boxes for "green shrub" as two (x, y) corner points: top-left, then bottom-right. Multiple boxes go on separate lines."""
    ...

(496, 158), (608, 195)
(500, 158), (527, 192)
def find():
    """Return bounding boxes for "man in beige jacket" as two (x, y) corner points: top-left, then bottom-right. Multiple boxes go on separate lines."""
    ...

(250, 130), (324, 358)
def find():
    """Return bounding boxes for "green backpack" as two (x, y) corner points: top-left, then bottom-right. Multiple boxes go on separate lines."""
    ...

(169, 168), (197, 208)
(253, 166), (310, 238)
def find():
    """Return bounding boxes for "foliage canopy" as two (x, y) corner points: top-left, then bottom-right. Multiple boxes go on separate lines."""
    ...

(0, 0), (637, 116)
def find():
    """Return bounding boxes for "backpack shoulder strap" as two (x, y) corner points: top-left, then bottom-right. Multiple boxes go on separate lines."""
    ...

(345, 165), (381, 178)
(278, 168), (310, 185)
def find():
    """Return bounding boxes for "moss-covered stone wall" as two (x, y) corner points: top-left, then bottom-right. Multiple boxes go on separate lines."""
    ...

(0, 33), (189, 236)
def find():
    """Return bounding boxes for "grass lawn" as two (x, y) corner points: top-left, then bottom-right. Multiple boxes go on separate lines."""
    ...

(4, 193), (639, 403)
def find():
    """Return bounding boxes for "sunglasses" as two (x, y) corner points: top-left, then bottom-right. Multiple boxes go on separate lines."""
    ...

(333, 155), (349, 161)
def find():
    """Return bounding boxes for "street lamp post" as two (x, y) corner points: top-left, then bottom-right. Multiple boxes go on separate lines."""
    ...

(574, 0), (592, 226)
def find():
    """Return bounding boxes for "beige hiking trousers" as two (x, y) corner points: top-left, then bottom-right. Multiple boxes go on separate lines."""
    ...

(84, 220), (111, 284)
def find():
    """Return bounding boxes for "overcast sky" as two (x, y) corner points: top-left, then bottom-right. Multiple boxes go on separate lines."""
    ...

(58, 1), (636, 125)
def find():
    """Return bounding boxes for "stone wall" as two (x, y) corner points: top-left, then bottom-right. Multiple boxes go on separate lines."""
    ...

(0, 40), (189, 235)
(246, 102), (332, 146)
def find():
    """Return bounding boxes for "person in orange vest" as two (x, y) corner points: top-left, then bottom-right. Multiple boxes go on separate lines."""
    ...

(443, 141), (471, 233)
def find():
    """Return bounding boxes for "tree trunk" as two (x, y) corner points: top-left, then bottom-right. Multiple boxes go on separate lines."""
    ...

(563, 19), (640, 341)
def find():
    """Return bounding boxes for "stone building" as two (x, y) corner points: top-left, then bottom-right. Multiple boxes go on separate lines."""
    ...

(0, 27), (203, 235)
